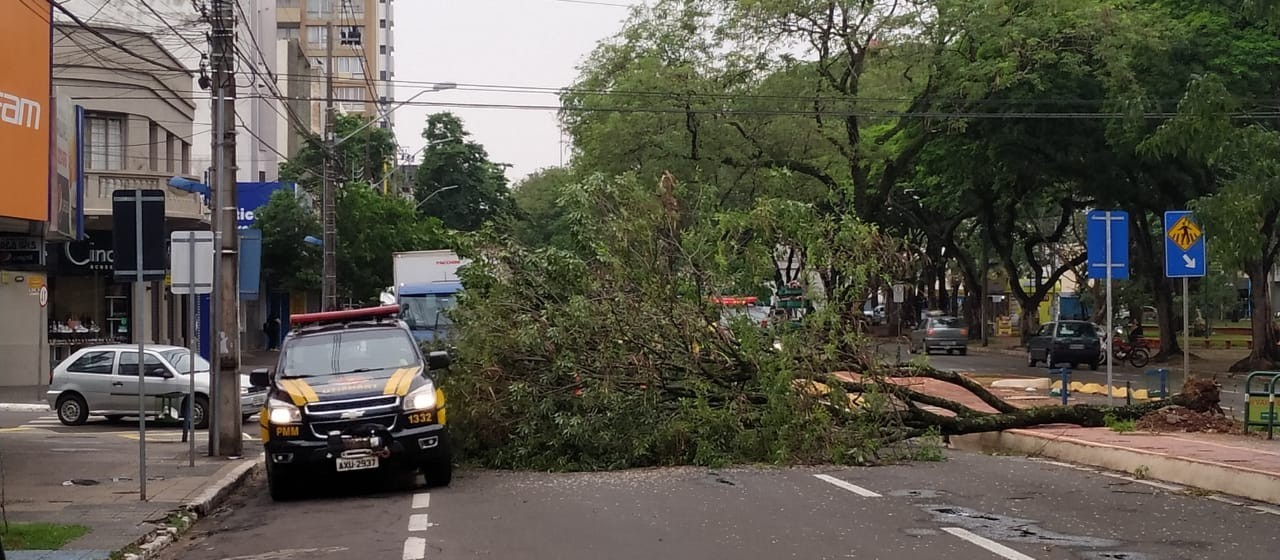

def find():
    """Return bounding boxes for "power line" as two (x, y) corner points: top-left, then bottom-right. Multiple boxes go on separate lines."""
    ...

(50, 0), (190, 73)
(136, 0), (206, 57)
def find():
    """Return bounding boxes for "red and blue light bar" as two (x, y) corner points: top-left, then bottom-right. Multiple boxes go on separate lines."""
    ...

(291, 304), (401, 326)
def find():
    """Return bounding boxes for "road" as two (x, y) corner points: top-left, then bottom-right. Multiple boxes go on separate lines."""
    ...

(873, 342), (1250, 414)
(158, 451), (1279, 559)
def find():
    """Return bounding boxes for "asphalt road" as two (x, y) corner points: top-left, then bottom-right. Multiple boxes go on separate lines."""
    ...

(159, 451), (1279, 560)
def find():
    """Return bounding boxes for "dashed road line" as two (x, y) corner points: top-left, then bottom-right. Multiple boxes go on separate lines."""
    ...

(402, 536), (426, 560)
(408, 513), (430, 532)
(813, 473), (882, 497)
(1209, 495), (1245, 506)
(412, 492), (430, 509)
(941, 527), (1037, 560)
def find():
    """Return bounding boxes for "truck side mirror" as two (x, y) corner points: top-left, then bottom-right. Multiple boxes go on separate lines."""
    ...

(250, 368), (271, 387)
(427, 351), (450, 371)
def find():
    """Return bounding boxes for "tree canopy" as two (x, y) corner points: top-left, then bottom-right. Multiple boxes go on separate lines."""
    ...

(414, 112), (518, 232)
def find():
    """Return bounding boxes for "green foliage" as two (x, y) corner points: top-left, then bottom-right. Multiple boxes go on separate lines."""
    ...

(414, 112), (517, 232)
(510, 167), (579, 250)
(1104, 412), (1136, 433)
(279, 114), (397, 188)
(336, 185), (449, 303)
(443, 172), (913, 470)
(0, 523), (88, 550)
(254, 189), (321, 293)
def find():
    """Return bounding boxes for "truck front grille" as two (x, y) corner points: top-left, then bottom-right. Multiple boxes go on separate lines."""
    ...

(309, 413), (398, 439)
(305, 395), (399, 415)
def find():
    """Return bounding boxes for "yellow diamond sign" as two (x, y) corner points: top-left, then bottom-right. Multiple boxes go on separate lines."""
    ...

(1168, 215), (1202, 251)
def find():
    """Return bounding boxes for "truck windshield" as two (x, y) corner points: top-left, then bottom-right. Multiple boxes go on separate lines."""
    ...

(400, 294), (457, 330)
(281, 329), (421, 376)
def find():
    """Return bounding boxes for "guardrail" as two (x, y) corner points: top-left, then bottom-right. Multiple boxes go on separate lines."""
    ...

(1244, 371), (1280, 440)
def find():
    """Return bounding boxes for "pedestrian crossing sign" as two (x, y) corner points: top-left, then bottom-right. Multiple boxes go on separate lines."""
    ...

(1168, 215), (1202, 251)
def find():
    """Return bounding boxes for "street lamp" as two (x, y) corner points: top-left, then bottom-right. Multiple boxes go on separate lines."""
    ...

(415, 185), (461, 211)
(335, 82), (457, 147)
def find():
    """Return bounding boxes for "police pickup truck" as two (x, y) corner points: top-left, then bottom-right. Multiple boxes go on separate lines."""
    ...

(248, 305), (452, 501)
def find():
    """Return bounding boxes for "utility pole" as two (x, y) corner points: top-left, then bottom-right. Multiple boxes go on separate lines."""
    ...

(209, 0), (242, 456)
(322, 21), (338, 311)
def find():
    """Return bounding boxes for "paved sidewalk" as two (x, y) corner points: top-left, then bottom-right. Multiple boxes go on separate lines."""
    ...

(954, 425), (1280, 506)
(1, 423), (261, 558)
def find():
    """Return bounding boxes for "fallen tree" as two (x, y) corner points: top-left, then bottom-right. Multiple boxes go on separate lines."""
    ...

(444, 172), (1227, 471)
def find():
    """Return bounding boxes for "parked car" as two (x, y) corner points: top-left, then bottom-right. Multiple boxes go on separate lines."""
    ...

(46, 344), (266, 427)
(909, 315), (969, 355)
(1026, 321), (1102, 370)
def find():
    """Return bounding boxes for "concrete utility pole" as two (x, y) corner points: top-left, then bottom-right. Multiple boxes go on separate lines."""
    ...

(209, 0), (242, 456)
(322, 21), (338, 311)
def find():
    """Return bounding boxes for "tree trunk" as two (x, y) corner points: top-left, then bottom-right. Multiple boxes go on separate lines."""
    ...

(964, 275), (984, 340)
(1232, 262), (1280, 371)
(1018, 301), (1040, 346)
(1151, 278), (1182, 359)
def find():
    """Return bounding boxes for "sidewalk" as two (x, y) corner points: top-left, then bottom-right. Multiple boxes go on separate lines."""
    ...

(952, 426), (1280, 506)
(2, 425), (261, 559)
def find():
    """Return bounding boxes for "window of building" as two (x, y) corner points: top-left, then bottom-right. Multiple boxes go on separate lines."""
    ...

(181, 141), (190, 175)
(148, 122), (160, 170)
(334, 56), (365, 75)
(379, 18), (386, 28)
(306, 0), (331, 17)
(306, 26), (328, 47)
(85, 113), (125, 170)
(379, 70), (386, 81)
(335, 86), (365, 110)
(277, 25), (300, 41)
(345, 0), (365, 14)
(166, 132), (176, 173)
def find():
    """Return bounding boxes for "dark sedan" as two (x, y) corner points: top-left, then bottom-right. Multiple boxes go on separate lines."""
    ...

(1026, 320), (1102, 370)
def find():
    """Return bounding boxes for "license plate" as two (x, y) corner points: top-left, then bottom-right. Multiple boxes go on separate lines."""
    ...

(335, 456), (379, 472)
(1070, 344), (1085, 350)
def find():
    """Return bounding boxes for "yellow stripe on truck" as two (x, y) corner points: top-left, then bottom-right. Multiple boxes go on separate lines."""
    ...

(383, 368), (410, 395)
(294, 379), (320, 403)
(395, 367), (421, 396)
(278, 380), (308, 406)
(436, 388), (446, 425)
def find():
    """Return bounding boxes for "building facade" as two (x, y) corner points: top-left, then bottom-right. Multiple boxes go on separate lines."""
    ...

(0, 0), (53, 389)
(49, 23), (207, 366)
(277, 0), (396, 130)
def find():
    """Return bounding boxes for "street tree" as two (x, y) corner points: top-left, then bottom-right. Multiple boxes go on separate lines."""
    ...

(279, 114), (397, 188)
(337, 184), (449, 303)
(253, 189), (321, 294)
(511, 166), (579, 250)
(414, 112), (517, 232)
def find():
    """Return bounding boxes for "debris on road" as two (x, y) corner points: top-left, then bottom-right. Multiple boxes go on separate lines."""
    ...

(1134, 405), (1240, 434)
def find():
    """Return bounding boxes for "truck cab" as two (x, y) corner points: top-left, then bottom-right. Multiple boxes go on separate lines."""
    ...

(396, 281), (462, 344)
(248, 305), (453, 501)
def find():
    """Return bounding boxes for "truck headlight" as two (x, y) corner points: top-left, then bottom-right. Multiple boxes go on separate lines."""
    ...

(404, 382), (437, 412)
(267, 398), (301, 425)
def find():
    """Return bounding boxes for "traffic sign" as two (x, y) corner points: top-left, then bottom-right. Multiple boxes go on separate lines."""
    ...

(1086, 210), (1129, 280)
(112, 189), (167, 282)
(1164, 211), (1206, 278)
(170, 231), (215, 295)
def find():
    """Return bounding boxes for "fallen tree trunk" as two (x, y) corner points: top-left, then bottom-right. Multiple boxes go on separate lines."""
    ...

(813, 366), (1225, 437)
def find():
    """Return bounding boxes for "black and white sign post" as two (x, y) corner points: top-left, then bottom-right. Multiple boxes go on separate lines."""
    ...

(170, 231), (214, 467)
(112, 190), (166, 501)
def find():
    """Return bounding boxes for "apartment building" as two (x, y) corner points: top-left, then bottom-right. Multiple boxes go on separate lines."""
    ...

(276, 0), (396, 130)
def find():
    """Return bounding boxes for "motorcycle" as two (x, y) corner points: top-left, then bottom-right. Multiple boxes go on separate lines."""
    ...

(1096, 326), (1151, 368)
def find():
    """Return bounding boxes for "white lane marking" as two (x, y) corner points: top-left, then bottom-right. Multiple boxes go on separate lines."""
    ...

(1096, 471), (1183, 491)
(402, 536), (426, 560)
(412, 492), (430, 509)
(813, 474), (882, 497)
(941, 527), (1037, 560)
(408, 513), (430, 532)
(1249, 505), (1280, 516)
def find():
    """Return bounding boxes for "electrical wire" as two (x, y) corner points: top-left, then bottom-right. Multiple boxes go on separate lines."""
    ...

(50, 0), (190, 73)
(136, 0), (207, 57)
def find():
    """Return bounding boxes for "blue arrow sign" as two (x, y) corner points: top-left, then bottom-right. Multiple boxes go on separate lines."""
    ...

(1087, 210), (1129, 280)
(1164, 211), (1206, 278)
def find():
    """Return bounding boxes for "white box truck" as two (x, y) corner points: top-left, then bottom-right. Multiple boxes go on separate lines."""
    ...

(389, 250), (469, 343)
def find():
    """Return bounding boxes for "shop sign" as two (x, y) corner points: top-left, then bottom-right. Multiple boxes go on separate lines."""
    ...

(57, 231), (114, 274)
(0, 235), (44, 268)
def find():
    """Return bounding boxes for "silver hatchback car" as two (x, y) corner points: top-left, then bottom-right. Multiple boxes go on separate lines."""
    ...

(46, 344), (267, 427)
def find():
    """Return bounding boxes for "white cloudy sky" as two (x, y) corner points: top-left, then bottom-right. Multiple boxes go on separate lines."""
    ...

(392, 0), (641, 184)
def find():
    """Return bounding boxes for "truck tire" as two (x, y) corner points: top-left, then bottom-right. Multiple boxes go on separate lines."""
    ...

(267, 461), (304, 502)
(422, 459), (452, 488)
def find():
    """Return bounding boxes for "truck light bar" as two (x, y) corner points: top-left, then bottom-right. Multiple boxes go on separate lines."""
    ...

(291, 305), (401, 326)
(710, 296), (758, 306)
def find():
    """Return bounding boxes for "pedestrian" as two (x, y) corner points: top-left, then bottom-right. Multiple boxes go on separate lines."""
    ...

(263, 314), (281, 351)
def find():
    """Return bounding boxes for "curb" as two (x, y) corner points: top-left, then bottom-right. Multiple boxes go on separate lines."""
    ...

(0, 403), (49, 412)
(951, 429), (1280, 506)
(119, 456), (264, 560)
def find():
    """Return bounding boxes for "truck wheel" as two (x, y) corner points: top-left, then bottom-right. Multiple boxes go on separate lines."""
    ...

(422, 459), (453, 488)
(267, 461), (303, 502)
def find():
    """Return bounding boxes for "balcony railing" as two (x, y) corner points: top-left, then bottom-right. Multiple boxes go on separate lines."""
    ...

(84, 170), (209, 224)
